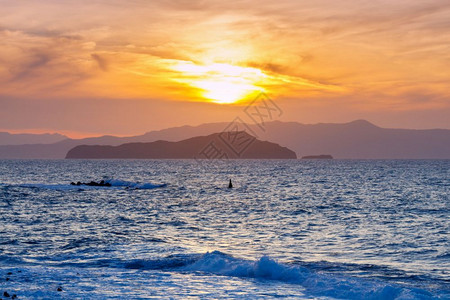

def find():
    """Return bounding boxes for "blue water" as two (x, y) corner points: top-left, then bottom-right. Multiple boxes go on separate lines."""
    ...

(0, 159), (448, 299)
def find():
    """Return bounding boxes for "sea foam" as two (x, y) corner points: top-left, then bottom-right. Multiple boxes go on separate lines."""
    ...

(105, 179), (167, 189)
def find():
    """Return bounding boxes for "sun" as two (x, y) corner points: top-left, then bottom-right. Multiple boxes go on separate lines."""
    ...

(171, 62), (266, 104)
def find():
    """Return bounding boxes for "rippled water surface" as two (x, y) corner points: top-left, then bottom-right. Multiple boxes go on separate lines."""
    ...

(0, 159), (449, 299)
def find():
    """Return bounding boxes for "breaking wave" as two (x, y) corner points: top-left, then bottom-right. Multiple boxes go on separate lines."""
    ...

(120, 251), (445, 300)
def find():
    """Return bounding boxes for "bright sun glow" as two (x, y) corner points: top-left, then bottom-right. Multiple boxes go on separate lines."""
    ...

(172, 62), (266, 104)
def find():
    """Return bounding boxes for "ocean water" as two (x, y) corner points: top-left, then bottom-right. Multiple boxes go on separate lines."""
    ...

(0, 159), (448, 299)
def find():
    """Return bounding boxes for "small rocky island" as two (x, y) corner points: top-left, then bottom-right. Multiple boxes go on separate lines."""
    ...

(71, 180), (111, 186)
(301, 154), (333, 159)
(66, 132), (297, 159)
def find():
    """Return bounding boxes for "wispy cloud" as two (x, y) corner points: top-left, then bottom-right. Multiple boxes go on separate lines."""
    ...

(1, 0), (449, 131)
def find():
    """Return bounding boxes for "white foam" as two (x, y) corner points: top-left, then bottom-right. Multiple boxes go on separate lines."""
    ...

(105, 179), (167, 189)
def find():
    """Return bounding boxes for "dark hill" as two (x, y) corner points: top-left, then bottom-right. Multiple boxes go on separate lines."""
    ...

(0, 132), (68, 146)
(65, 132), (297, 159)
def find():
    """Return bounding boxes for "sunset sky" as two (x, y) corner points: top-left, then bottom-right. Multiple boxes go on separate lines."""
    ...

(1, 0), (449, 137)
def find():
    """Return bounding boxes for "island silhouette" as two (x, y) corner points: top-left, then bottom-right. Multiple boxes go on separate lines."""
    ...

(65, 131), (297, 159)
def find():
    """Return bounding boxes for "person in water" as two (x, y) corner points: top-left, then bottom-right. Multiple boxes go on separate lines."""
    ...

(228, 179), (233, 188)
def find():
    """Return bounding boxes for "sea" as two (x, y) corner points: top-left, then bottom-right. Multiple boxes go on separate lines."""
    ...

(0, 159), (448, 299)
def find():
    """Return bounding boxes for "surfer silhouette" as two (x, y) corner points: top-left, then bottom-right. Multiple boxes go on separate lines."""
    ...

(228, 179), (233, 188)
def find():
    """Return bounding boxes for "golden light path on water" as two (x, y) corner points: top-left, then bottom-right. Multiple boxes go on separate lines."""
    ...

(171, 62), (266, 104)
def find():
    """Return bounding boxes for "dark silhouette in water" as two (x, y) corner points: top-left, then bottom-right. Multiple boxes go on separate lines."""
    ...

(228, 179), (233, 188)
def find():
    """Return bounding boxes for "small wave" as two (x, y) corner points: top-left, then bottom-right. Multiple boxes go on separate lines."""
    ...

(60, 237), (101, 251)
(436, 252), (450, 259)
(0, 239), (19, 246)
(125, 253), (199, 270)
(17, 183), (84, 191)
